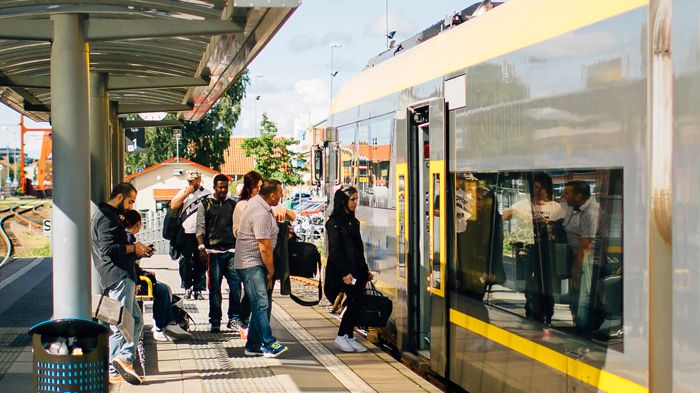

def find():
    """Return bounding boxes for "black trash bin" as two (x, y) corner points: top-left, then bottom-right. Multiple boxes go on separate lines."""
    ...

(29, 318), (108, 393)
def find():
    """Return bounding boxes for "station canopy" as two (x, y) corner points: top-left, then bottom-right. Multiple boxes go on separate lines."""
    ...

(0, 1), (299, 122)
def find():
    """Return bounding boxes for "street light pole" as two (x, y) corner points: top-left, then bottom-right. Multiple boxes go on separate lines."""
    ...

(386, 0), (389, 49)
(254, 73), (263, 137)
(329, 42), (343, 112)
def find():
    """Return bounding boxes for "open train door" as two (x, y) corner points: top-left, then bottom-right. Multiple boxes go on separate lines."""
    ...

(406, 98), (448, 377)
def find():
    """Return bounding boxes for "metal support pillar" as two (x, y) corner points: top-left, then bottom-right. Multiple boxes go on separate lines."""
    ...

(111, 107), (124, 184)
(90, 73), (110, 296)
(109, 101), (121, 186)
(50, 14), (91, 319)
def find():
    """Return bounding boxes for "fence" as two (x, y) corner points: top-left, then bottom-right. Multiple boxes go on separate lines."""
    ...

(137, 209), (169, 255)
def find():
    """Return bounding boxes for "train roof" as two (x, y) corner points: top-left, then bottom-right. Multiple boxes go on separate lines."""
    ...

(330, 0), (646, 116)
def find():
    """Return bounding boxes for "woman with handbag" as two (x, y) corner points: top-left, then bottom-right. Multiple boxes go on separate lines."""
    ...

(325, 185), (373, 353)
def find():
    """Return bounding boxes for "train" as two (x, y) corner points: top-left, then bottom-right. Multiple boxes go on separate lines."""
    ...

(316, 0), (699, 392)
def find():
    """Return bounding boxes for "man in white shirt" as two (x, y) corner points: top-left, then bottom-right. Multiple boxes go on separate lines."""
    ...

(170, 170), (211, 299)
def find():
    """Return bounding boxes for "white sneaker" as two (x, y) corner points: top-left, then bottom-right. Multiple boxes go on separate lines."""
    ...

(346, 337), (367, 352)
(153, 329), (172, 342)
(334, 335), (354, 352)
(165, 323), (192, 340)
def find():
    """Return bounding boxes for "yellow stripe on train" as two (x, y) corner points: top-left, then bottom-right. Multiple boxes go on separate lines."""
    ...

(449, 309), (647, 393)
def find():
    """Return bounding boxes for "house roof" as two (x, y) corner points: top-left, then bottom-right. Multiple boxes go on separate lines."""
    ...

(125, 157), (219, 181)
(221, 137), (254, 176)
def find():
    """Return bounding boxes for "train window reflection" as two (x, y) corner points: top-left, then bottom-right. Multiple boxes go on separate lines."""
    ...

(449, 169), (624, 349)
(357, 114), (393, 208)
(431, 173), (441, 290)
(338, 124), (356, 186)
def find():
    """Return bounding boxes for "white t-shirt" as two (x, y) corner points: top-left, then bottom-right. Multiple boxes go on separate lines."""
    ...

(508, 198), (565, 245)
(175, 186), (211, 234)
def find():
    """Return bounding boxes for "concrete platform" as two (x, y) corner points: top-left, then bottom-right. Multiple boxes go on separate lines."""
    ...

(0, 255), (441, 393)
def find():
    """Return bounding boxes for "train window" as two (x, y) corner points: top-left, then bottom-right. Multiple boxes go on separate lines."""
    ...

(431, 173), (441, 290)
(398, 174), (407, 278)
(449, 169), (624, 350)
(337, 124), (356, 186)
(357, 114), (393, 208)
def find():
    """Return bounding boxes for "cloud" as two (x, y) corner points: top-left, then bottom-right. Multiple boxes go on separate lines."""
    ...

(288, 33), (318, 52)
(365, 11), (418, 39)
(234, 78), (329, 138)
(288, 31), (354, 53)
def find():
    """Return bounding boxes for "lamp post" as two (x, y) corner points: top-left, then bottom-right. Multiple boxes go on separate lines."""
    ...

(329, 42), (343, 112)
(254, 73), (263, 137)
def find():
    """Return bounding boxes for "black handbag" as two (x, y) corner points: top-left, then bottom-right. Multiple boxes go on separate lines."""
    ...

(288, 239), (320, 278)
(357, 281), (393, 327)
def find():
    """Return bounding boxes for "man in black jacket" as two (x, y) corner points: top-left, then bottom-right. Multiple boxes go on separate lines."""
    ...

(196, 174), (249, 333)
(92, 182), (153, 385)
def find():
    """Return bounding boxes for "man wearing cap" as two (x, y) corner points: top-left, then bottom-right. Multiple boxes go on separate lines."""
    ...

(171, 170), (211, 299)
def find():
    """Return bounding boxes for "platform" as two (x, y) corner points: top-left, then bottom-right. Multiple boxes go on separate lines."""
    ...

(0, 255), (441, 393)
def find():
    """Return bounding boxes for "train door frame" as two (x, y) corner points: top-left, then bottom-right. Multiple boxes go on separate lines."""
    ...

(405, 98), (449, 376)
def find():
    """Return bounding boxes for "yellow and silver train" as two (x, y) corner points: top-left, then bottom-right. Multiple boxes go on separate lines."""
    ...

(319, 0), (699, 392)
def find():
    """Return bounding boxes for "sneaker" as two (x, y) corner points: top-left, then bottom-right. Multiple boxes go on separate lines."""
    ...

(244, 348), (263, 357)
(334, 335), (354, 352)
(152, 329), (172, 342)
(346, 337), (368, 353)
(211, 325), (221, 333)
(165, 323), (192, 340)
(262, 341), (288, 358)
(227, 317), (242, 330)
(109, 374), (125, 384)
(194, 291), (203, 300)
(184, 288), (193, 300)
(112, 357), (142, 385)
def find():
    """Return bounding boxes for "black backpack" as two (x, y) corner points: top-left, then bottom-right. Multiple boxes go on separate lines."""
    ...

(170, 295), (195, 331)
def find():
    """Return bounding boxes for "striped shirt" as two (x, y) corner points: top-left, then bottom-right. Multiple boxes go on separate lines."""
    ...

(233, 194), (279, 270)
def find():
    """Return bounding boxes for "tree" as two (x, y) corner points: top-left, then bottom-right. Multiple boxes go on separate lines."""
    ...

(125, 71), (250, 174)
(240, 113), (307, 186)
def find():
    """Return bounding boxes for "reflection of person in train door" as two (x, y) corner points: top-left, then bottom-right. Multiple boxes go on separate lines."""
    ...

(503, 172), (564, 325)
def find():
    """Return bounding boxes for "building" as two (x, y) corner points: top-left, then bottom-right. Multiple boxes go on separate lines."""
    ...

(220, 137), (255, 181)
(125, 157), (219, 212)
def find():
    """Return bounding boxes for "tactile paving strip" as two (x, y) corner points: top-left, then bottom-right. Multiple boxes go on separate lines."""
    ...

(148, 263), (289, 393)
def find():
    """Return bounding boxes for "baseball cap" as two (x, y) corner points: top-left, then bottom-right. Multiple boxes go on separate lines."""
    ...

(186, 170), (201, 180)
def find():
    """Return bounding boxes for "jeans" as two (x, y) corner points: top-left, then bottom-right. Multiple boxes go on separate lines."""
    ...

(179, 234), (206, 291)
(152, 282), (175, 330)
(237, 265), (275, 351)
(208, 252), (249, 326)
(338, 281), (365, 338)
(107, 278), (143, 376)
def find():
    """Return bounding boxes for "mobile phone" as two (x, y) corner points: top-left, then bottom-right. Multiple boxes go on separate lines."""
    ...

(351, 278), (357, 285)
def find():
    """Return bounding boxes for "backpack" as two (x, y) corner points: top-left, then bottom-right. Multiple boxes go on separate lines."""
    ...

(170, 295), (195, 331)
(163, 207), (185, 259)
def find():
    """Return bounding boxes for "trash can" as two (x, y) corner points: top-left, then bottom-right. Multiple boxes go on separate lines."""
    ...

(29, 318), (108, 393)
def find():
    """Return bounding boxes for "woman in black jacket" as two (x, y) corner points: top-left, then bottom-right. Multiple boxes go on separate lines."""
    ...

(325, 185), (373, 352)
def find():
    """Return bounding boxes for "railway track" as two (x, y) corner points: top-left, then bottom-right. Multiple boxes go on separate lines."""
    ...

(0, 203), (48, 269)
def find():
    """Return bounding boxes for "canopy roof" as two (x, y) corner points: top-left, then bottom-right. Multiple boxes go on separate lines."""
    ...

(0, 1), (298, 122)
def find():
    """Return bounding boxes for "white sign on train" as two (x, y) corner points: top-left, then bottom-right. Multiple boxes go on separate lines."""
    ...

(43, 219), (51, 237)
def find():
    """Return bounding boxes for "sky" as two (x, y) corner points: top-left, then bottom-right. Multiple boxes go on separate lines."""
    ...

(0, 0), (474, 153)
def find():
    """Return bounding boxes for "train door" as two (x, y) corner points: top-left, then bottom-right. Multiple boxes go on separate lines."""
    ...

(406, 99), (448, 376)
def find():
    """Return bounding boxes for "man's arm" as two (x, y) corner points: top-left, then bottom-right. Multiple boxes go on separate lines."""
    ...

(170, 186), (194, 210)
(258, 238), (275, 288)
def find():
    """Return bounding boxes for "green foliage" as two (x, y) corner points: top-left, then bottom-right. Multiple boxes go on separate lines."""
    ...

(240, 114), (307, 186)
(125, 71), (250, 174)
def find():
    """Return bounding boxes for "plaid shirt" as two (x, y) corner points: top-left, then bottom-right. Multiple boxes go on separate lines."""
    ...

(233, 195), (279, 270)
